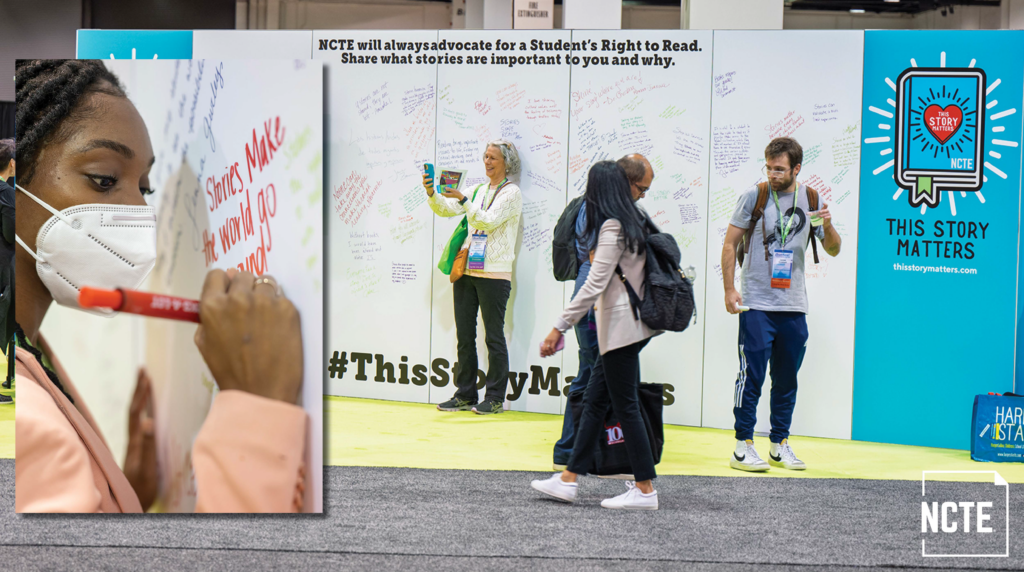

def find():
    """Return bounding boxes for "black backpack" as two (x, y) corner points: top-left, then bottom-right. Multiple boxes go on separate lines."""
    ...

(551, 196), (586, 282)
(615, 217), (696, 332)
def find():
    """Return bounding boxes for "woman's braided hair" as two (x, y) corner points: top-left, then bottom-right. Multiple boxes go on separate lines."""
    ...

(15, 60), (126, 186)
(15, 60), (128, 404)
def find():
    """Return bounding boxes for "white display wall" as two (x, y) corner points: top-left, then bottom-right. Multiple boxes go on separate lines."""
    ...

(701, 31), (863, 439)
(319, 29), (861, 439)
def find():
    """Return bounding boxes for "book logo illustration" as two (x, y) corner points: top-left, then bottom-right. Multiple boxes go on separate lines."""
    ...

(866, 52), (1018, 217)
(895, 68), (985, 210)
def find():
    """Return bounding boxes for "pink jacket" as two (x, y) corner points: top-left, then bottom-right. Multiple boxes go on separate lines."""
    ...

(555, 219), (660, 354)
(14, 338), (309, 513)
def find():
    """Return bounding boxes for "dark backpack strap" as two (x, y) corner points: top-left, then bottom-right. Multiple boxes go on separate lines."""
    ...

(615, 264), (642, 322)
(806, 186), (820, 264)
(762, 214), (771, 261)
(739, 182), (771, 267)
(754, 182), (771, 262)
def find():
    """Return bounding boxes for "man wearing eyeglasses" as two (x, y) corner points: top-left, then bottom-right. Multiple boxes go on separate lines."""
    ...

(552, 153), (653, 471)
(720, 137), (842, 473)
(617, 154), (654, 202)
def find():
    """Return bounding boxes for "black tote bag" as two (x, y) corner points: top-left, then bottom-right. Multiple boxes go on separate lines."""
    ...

(569, 383), (665, 476)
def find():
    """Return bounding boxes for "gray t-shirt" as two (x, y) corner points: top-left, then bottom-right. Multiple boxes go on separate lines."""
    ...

(729, 183), (825, 313)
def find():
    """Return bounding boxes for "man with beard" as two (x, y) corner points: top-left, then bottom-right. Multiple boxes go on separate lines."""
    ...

(719, 137), (841, 472)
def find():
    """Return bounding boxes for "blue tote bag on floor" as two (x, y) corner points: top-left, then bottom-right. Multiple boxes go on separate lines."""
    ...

(971, 393), (1024, 463)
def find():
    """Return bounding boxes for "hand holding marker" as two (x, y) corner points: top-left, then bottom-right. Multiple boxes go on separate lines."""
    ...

(80, 271), (304, 406)
(79, 287), (201, 322)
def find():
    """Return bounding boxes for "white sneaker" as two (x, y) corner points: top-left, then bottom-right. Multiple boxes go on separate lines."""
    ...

(600, 482), (658, 510)
(531, 472), (578, 503)
(730, 440), (770, 472)
(769, 440), (807, 470)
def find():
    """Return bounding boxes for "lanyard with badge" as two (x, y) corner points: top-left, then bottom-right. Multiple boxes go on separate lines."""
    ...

(467, 178), (509, 271)
(770, 183), (797, 289)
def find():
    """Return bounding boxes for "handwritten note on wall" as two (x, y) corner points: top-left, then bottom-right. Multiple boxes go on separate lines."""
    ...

(349, 231), (382, 261)
(390, 215), (426, 245)
(523, 222), (552, 251)
(673, 129), (705, 166)
(714, 71), (736, 98)
(438, 138), (481, 166)
(832, 129), (859, 168)
(347, 266), (383, 297)
(357, 82), (392, 120)
(813, 102), (839, 123)
(709, 186), (738, 222)
(713, 125), (750, 177)
(766, 111), (805, 140)
(403, 84), (433, 116)
(333, 171), (382, 225)
(678, 203), (702, 225)
(497, 83), (526, 110)
(392, 262), (417, 284)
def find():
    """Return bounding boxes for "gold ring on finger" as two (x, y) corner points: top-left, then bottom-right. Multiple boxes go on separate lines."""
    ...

(254, 276), (282, 296)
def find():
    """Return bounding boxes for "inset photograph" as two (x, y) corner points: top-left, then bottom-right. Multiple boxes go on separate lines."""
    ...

(14, 59), (323, 513)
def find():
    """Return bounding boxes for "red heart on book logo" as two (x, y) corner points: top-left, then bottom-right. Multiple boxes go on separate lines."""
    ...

(923, 104), (963, 145)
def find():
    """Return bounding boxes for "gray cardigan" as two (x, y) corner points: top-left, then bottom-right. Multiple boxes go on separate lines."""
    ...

(555, 219), (660, 354)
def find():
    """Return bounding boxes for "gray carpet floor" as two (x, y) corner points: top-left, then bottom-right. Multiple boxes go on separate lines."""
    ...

(0, 460), (1020, 571)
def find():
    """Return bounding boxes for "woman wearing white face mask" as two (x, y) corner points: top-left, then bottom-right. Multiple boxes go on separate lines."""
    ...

(13, 60), (306, 513)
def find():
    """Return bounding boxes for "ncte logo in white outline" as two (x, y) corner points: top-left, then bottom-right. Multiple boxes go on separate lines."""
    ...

(921, 471), (1009, 558)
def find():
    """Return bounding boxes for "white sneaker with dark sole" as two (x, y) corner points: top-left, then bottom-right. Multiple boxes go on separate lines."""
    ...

(531, 473), (578, 503)
(729, 441), (770, 472)
(600, 482), (658, 510)
(768, 440), (807, 470)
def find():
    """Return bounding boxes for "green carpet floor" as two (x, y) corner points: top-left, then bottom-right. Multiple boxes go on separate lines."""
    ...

(2, 387), (1021, 485)
(327, 395), (1024, 482)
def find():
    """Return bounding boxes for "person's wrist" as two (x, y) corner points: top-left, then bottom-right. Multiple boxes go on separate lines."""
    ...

(459, 196), (468, 205)
(248, 383), (300, 405)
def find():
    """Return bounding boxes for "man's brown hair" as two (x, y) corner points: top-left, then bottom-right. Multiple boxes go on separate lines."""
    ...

(764, 137), (802, 169)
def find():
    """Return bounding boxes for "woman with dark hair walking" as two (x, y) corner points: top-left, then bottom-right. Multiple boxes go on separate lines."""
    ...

(532, 161), (661, 510)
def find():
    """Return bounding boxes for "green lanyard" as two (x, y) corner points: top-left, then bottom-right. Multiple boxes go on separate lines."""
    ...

(481, 177), (509, 210)
(771, 183), (797, 248)
(470, 178), (508, 237)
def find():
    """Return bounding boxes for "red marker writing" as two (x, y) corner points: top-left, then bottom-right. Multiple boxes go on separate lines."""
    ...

(79, 287), (201, 323)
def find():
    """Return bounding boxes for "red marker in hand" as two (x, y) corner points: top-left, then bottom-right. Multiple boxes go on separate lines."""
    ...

(79, 287), (201, 323)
